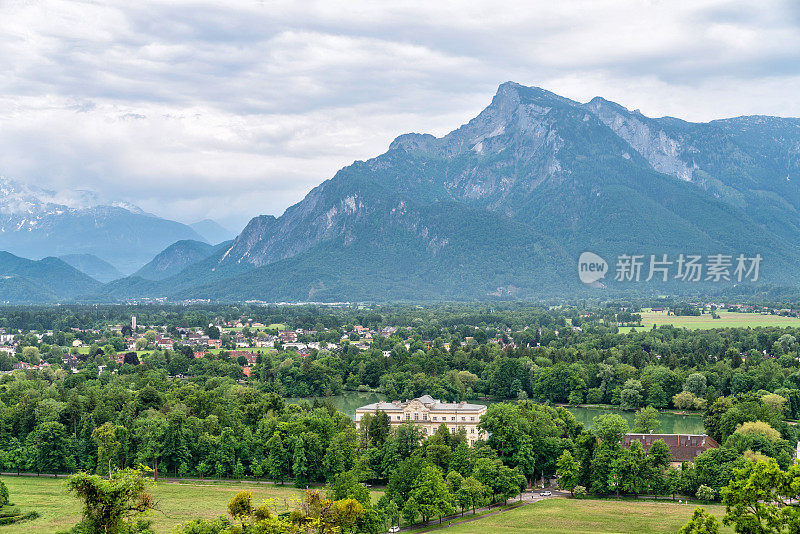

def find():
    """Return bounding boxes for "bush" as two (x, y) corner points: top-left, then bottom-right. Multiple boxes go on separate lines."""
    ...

(573, 485), (587, 498)
(679, 507), (720, 534)
(696, 484), (715, 503)
(0, 480), (7, 507)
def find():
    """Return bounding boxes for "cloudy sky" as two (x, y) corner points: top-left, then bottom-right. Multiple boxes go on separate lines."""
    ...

(1, 0), (799, 230)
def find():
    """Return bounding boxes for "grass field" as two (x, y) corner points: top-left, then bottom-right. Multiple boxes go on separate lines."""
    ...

(617, 310), (800, 332)
(1, 477), (734, 534)
(447, 498), (732, 534)
(0, 476), (380, 533)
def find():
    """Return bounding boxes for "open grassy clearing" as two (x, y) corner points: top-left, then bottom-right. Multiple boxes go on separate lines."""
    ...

(0, 476), (381, 533)
(446, 498), (732, 534)
(617, 310), (800, 332)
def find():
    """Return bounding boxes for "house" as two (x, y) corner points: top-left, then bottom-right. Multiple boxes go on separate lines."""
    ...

(622, 434), (719, 465)
(355, 395), (487, 447)
(278, 330), (298, 343)
(230, 350), (258, 366)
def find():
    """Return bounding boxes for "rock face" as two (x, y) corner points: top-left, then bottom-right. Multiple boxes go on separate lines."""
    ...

(55, 82), (800, 302)
(0, 177), (205, 273)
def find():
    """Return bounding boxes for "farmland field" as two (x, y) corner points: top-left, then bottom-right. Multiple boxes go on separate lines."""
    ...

(446, 498), (732, 534)
(0, 476), (380, 533)
(617, 310), (800, 332)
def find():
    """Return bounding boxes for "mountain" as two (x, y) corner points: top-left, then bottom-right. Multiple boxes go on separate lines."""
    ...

(133, 240), (217, 281)
(0, 252), (102, 303)
(0, 178), (206, 273)
(101, 82), (800, 301)
(59, 254), (123, 283)
(190, 219), (236, 244)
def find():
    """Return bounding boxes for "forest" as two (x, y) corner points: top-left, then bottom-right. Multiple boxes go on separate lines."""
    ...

(0, 302), (799, 532)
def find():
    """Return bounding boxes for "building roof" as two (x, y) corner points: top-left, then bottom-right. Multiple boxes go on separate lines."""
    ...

(622, 434), (720, 462)
(355, 396), (486, 413)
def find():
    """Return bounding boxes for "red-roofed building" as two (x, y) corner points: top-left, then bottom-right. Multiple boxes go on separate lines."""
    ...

(622, 434), (719, 466)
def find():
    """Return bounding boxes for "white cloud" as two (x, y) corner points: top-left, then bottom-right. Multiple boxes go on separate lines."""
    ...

(0, 0), (798, 228)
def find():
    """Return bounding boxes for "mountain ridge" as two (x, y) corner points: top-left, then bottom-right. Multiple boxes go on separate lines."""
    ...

(14, 81), (800, 303)
(0, 177), (206, 273)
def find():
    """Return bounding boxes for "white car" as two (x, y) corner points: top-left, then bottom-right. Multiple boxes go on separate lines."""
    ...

(539, 491), (552, 497)
(388, 527), (400, 533)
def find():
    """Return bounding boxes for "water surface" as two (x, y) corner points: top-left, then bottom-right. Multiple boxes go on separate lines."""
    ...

(286, 392), (706, 434)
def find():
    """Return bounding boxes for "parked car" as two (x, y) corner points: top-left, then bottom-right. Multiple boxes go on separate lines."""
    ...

(539, 491), (552, 497)
(388, 527), (400, 533)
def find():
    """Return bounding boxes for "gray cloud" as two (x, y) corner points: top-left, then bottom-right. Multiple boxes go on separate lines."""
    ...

(0, 0), (799, 229)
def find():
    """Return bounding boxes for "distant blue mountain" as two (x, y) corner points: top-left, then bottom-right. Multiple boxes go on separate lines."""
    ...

(133, 240), (217, 281)
(60, 254), (123, 283)
(0, 178), (205, 273)
(0, 251), (102, 303)
(190, 219), (236, 244)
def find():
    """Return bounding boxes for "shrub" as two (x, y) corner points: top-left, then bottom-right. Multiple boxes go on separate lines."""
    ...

(696, 484), (715, 503)
(679, 507), (720, 534)
(573, 485), (587, 499)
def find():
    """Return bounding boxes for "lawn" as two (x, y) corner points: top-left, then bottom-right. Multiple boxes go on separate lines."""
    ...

(618, 310), (800, 332)
(446, 498), (732, 534)
(0, 476), (380, 533)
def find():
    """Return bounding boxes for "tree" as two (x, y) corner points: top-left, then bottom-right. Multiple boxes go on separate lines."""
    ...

(721, 459), (800, 533)
(618, 440), (646, 496)
(367, 410), (391, 447)
(620, 388), (642, 410)
(384, 500), (400, 529)
(293, 437), (310, 487)
(93, 422), (122, 475)
(556, 450), (580, 495)
(761, 393), (788, 415)
(65, 468), (155, 534)
(233, 460), (245, 481)
(679, 508), (721, 534)
(410, 465), (453, 524)
(21, 346), (40, 365)
(459, 476), (488, 514)
(647, 383), (668, 408)
(647, 439), (672, 469)
(665, 466), (680, 500)
(673, 391), (704, 410)
(445, 471), (464, 499)
(733, 421), (780, 442)
(684, 373), (708, 398)
(135, 414), (167, 481)
(34, 421), (68, 474)
(593, 414), (629, 445)
(632, 406), (661, 433)
(266, 432), (289, 484)
(401, 496), (419, 527)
